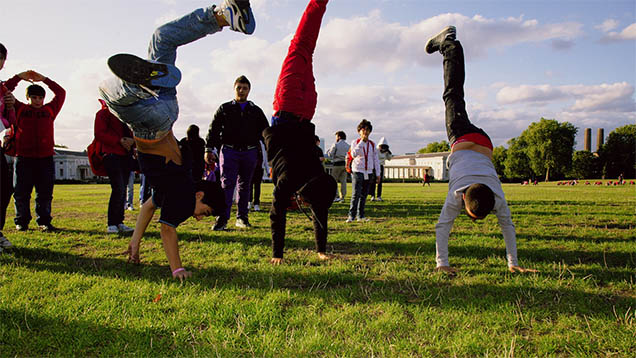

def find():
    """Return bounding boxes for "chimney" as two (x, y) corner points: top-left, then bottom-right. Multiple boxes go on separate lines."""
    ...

(584, 128), (591, 151)
(596, 128), (604, 152)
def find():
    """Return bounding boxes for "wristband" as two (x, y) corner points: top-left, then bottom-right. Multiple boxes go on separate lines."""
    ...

(172, 267), (186, 276)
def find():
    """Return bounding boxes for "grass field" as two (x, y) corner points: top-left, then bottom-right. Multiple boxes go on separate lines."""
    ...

(0, 182), (634, 357)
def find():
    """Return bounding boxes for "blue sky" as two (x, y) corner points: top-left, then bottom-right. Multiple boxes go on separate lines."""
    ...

(2, 0), (634, 154)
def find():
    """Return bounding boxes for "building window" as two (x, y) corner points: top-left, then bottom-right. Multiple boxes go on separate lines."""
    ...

(60, 169), (63, 177)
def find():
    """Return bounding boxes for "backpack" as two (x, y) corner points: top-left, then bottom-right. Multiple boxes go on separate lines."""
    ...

(87, 139), (107, 176)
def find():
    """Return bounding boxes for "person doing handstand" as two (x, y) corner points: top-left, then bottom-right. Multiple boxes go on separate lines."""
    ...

(426, 26), (537, 274)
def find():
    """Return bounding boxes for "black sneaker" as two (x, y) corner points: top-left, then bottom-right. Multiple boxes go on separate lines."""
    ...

(212, 218), (228, 231)
(15, 224), (28, 231)
(39, 224), (59, 232)
(235, 216), (251, 228)
(108, 53), (182, 88)
(425, 26), (456, 54)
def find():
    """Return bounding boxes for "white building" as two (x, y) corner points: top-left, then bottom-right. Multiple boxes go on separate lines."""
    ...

(384, 152), (450, 181)
(53, 149), (95, 181)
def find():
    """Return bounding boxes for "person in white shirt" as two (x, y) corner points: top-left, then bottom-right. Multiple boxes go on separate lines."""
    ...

(326, 131), (349, 202)
(346, 119), (380, 222)
(426, 26), (537, 274)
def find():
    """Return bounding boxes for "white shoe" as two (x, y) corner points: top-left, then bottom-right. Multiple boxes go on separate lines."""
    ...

(357, 217), (370, 222)
(376, 197), (383, 201)
(117, 223), (134, 233)
(126, 205), (134, 211)
(247, 202), (252, 210)
(107, 225), (119, 234)
(333, 197), (342, 202)
(253, 204), (260, 211)
(0, 236), (13, 249)
(345, 217), (354, 223)
(370, 197), (376, 202)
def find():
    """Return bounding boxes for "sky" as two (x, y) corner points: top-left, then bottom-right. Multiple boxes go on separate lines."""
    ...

(2, 0), (634, 154)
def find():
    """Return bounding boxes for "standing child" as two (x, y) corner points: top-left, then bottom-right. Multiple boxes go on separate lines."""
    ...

(0, 43), (15, 251)
(346, 119), (380, 222)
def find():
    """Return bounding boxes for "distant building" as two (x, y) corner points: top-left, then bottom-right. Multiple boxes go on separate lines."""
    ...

(384, 152), (450, 181)
(53, 149), (95, 181)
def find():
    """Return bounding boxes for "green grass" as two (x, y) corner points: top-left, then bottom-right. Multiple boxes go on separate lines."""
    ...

(0, 182), (634, 357)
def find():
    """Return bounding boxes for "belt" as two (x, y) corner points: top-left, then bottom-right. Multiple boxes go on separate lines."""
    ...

(224, 144), (258, 152)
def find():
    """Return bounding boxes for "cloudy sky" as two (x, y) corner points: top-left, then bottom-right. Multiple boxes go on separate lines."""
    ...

(2, 0), (634, 154)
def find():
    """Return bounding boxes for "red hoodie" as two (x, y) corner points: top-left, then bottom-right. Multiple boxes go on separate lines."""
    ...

(94, 100), (133, 156)
(5, 76), (65, 158)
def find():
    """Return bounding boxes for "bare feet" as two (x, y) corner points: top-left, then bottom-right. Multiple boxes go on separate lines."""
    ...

(317, 252), (333, 261)
(509, 266), (539, 273)
(270, 257), (284, 265)
(434, 266), (458, 275)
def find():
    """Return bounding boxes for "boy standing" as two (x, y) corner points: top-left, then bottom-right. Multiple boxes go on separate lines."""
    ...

(426, 26), (536, 274)
(263, 0), (336, 264)
(99, 1), (253, 279)
(4, 70), (65, 232)
(0, 43), (15, 250)
(346, 119), (381, 222)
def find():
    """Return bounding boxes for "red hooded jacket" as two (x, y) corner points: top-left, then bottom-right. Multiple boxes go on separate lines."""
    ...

(94, 100), (133, 156)
(5, 76), (65, 158)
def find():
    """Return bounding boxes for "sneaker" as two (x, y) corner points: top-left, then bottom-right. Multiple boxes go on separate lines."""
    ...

(15, 224), (28, 232)
(333, 197), (342, 203)
(213, 218), (228, 231)
(235, 216), (251, 228)
(117, 223), (134, 233)
(345, 217), (354, 223)
(39, 224), (58, 232)
(126, 205), (134, 211)
(221, 0), (256, 34)
(247, 202), (252, 210)
(108, 53), (182, 88)
(0, 236), (13, 249)
(376, 197), (383, 202)
(357, 217), (370, 222)
(370, 197), (376, 202)
(253, 204), (260, 212)
(107, 225), (119, 234)
(425, 26), (456, 54)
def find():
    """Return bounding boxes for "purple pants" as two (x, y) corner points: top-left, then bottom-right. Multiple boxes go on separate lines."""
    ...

(219, 146), (258, 220)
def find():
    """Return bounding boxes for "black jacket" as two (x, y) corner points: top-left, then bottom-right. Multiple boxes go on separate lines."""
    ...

(206, 100), (269, 151)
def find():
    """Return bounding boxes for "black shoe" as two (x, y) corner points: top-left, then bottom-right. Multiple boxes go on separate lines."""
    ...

(15, 224), (28, 232)
(425, 26), (456, 54)
(107, 53), (182, 87)
(39, 224), (59, 232)
(235, 216), (251, 228)
(213, 218), (228, 231)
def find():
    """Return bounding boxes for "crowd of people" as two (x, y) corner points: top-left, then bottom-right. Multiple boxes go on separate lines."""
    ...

(0, 0), (538, 278)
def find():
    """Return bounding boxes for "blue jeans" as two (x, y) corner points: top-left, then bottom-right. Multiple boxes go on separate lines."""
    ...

(98, 6), (221, 140)
(13, 156), (55, 226)
(219, 147), (258, 220)
(348, 172), (370, 219)
(104, 154), (132, 226)
(125, 171), (135, 207)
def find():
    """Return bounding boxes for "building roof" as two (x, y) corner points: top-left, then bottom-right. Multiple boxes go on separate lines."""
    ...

(54, 149), (88, 157)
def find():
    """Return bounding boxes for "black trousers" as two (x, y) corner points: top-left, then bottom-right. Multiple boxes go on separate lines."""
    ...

(442, 40), (490, 144)
(270, 172), (336, 258)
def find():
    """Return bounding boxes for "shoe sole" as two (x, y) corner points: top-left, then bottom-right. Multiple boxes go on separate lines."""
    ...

(224, 0), (256, 34)
(108, 53), (182, 87)
(425, 26), (456, 54)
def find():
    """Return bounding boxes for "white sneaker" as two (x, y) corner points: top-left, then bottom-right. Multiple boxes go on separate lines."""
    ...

(0, 236), (13, 249)
(376, 197), (383, 201)
(357, 217), (370, 222)
(370, 197), (376, 202)
(253, 204), (260, 211)
(117, 223), (134, 233)
(126, 205), (134, 211)
(333, 197), (342, 202)
(247, 202), (252, 210)
(107, 225), (119, 234)
(345, 217), (354, 223)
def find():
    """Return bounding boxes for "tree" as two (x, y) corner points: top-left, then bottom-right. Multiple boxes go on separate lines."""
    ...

(599, 124), (636, 179)
(521, 118), (577, 181)
(570, 150), (600, 179)
(504, 137), (533, 180)
(418, 140), (450, 153)
(492, 146), (507, 177)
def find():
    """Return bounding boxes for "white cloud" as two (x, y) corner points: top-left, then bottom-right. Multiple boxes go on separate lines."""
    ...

(595, 19), (619, 33)
(601, 23), (636, 41)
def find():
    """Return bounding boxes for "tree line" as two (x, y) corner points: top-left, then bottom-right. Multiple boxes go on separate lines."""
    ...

(418, 119), (635, 181)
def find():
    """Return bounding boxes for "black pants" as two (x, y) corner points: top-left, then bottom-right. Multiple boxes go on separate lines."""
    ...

(442, 40), (490, 143)
(0, 149), (13, 235)
(104, 154), (132, 226)
(368, 165), (384, 198)
(13, 156), (55, 227)
(250, 167), (264, 205)
(270, 172), (336, 258)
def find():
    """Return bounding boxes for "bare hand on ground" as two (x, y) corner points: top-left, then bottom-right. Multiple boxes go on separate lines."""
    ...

(508, 266), (539, 273)
(173, 269), (192, 282)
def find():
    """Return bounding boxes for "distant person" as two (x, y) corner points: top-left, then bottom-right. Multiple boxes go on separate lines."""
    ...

(369, 136), (392, 201)
(426, 26), (536, 274)
(422, 170), (431, 187)
(263, 0), (337, 264)
(0, 42), (15, 251)
(326, 131), (348, 202)
(99, 1), (251, 279)
(315, 135), (325, 163)
(249, 141), (268, 212)
(346, 119), (380, 222)
(125, 171), (135, 211)
(4, 70), (65, 232)
(94, 99), (135, 234)
(205, 75), (269, 230)
(181, 124), (206, 182)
